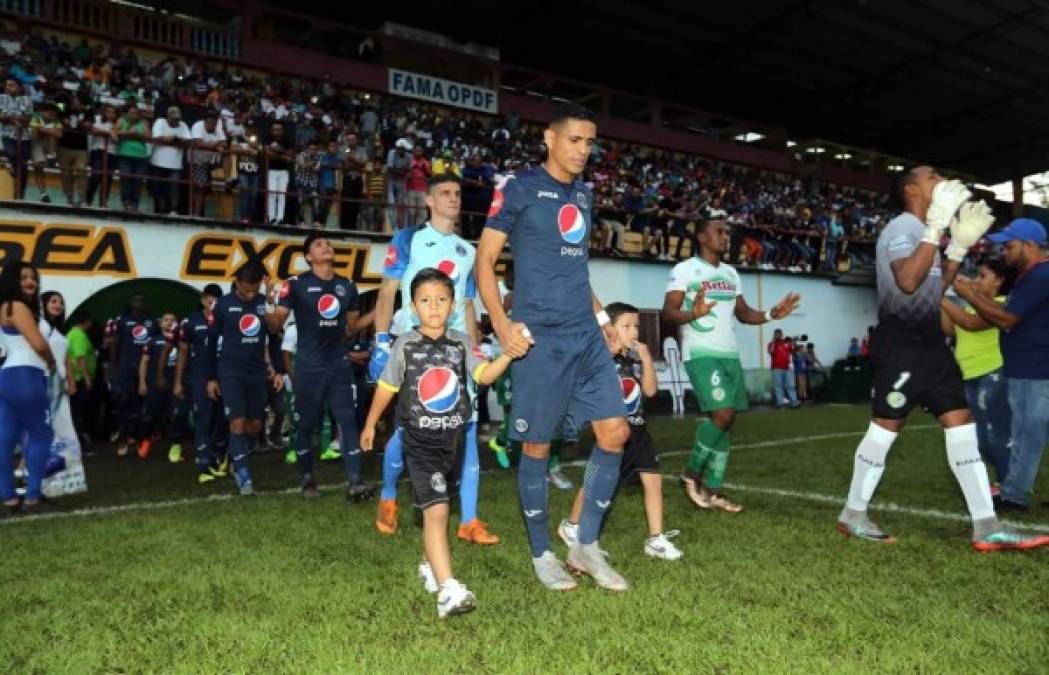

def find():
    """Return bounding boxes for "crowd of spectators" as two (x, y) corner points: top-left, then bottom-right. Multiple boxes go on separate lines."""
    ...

(0, 22), (896, 274)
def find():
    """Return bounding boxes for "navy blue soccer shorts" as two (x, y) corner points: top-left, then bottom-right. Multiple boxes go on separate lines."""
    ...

(293, 361), (357, 433)
(219, 374), (267, 422)
(509, 325), (626, 442)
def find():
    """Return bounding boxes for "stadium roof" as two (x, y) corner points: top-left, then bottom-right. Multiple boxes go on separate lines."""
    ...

(330, 0), (1049, 183)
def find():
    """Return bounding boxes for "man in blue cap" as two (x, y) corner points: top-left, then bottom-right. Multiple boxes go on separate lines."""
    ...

(954, 218), (1049, 511)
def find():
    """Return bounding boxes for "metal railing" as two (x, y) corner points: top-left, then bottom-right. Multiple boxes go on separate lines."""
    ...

(0, 132), (885, 274)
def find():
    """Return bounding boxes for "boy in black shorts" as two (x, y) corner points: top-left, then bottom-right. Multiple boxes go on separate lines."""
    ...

(557, 303), (683, 560)
(360, 268), (516, 619)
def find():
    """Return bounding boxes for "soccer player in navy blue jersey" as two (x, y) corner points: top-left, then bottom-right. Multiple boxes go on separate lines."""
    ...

(264, 234), (371, 500)
(108, 293), (160, 458)
(208, 264), (283, 495)
(475, 103), (631, 591)
(173, 283), (228, 483)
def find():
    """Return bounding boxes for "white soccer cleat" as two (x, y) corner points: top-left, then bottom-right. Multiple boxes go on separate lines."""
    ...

(644, 530), (683, 560)
(557, 519), (579, 548)
(567, 542), (629, 591)
(418, 561), (438, 594)
(436, 578), (475, 619)
(532, 551), (577, 591)
(547, 466), (574, 490)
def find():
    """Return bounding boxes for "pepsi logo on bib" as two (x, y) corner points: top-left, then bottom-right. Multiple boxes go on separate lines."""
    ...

(418, 367), (460, 414)
(317, 294), (340, 320)
(239, 314), (261, 337)
(558, 204), (586, 244)
(621, 376), (641, 415)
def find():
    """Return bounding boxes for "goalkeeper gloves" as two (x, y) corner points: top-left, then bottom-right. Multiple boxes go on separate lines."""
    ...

(923, 179), (972, 245)
(946, 200), (994, 262)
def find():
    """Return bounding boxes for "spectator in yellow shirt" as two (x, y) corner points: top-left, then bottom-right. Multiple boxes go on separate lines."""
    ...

(941, 259), (1014, 487)
(432, 148), (461, 178)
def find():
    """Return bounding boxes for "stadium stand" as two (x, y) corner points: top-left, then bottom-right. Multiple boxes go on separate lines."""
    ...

(0, 14), (899, 275)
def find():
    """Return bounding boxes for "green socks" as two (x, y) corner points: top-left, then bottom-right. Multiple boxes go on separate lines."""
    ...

(688, 419), (727, 476)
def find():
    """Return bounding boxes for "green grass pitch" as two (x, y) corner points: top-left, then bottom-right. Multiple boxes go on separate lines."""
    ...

(3, 404), (1048, 673)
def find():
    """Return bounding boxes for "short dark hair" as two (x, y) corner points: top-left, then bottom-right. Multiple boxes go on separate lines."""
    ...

(428, 173), (460, 192)
(202, 283), (223, 298)
(303, 233), (324, 256)
(891, 165), (921, 211)
(605, 301), (638, 324)
(236, 262), (265, 284)
(548, 102), (596, 128)
(698, 218), (725, 235)
(980, 257), (1016, 295)
(410, 267), (455, 301)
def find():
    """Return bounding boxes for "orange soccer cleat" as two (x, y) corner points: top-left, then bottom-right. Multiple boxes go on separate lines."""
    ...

(457, 519), (501, 545)
(375, 498), (398, 535)
(136, 438), (152, 460)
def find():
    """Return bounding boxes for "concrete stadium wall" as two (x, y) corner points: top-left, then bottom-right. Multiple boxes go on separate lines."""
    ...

(0, 205), (877, 368)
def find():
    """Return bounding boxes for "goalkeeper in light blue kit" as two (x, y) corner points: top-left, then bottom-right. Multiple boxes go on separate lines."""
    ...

(369, 174), (500, 545)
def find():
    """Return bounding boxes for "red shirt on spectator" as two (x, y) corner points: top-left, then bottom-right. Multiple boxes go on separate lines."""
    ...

(768, 339), (793, 370)
(406, 157), (431, 192)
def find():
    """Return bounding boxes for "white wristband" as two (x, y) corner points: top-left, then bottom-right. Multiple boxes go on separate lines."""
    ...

(265, 302), (276, 314)
(595, 310), (610, 326)
(764, 310), (773, 323)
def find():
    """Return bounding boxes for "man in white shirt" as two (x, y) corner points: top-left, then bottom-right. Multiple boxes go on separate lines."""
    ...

(188, 111), (226, 217)
(150, 105), (190, 215)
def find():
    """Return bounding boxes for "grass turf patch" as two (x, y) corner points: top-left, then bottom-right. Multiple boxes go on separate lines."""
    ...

(2, 404), (1047, 673)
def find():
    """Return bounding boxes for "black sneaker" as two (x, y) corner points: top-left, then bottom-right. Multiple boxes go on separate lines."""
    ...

(302, 480), (321, 499)
(346, 482), (376, 503)
(994, 495), (1030, 513)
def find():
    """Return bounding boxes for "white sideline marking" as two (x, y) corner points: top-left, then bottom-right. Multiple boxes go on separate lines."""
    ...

(6, 424), (1047, 535)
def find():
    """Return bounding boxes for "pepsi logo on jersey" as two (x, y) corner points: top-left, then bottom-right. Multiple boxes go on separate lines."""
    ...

(417, 366), (464, 430)
(621, 376), (641, 415)
(437, 259), (460, 283)
(558, 204), (587, 257)
(239, 314), (261, 340)
(317, 294), (340, 326)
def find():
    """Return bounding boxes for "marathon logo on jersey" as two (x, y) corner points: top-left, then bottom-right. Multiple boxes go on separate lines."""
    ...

(317, 294), (340, 326)
(131, 325), (149, 344)
(622, 376), (642, 416)
(239, 314), (261, 341)
(437, 259), (460, 283)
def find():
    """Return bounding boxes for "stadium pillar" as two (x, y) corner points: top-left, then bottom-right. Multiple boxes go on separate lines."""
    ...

(1012, 176), (1024, 218)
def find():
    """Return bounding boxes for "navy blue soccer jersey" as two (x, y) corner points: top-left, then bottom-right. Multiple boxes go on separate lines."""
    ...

(484, 166), (595, 332)
(208, 293), (279, 380)
(113, 314), (160, 374)
(143, 333), (174, 385)
(178, 311), (211, 381)
(276, 271), (360, 370)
